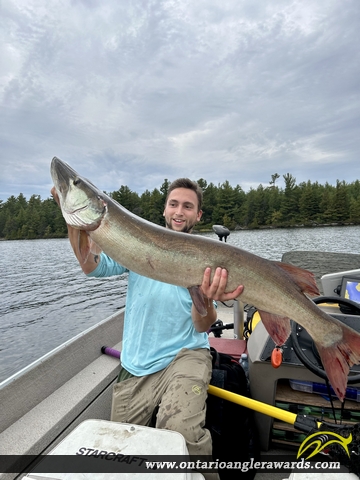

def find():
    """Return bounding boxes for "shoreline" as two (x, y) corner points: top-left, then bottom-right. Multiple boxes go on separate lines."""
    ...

(197, 222), (359, 233)
(2, 222), (359, 242)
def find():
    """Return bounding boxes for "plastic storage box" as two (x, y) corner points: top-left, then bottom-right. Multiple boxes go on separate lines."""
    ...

(23, 419), (205, 479)
(289, 379), (360, 402)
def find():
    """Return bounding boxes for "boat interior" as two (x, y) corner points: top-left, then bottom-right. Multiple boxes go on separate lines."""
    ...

(1, 251), (360, 479)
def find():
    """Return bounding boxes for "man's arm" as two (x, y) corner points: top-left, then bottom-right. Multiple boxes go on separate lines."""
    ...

(66, 225), (101, 274)
(192, 267), (244, 333)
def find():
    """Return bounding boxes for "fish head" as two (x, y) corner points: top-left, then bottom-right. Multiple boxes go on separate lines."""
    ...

(51, 157), (107, 231)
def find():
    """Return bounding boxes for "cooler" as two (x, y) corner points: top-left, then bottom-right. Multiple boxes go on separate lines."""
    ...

(22, 419), (204, 479)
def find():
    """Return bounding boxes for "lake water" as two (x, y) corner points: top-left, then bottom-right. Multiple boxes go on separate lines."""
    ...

(1, 225), (359, 383)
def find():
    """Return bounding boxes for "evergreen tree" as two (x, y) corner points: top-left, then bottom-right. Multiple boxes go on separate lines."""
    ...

(319, 184), (336, 223)
(160, 179), (170, 198)
(0, 200), (5, 237)
(197, 178), (208, 191)
(111, 186), (140, 212)
(269, 173), (280, 188)
(281, 173), (299, 224)
(332, 180), (350, 223)
(298, 181), (322, 224)
(212, 181), (238, 227)
(240, 188), (258, 228)
(266, 184), (282, 226)
(231, 185), (246, 226)
(350, 196), (360, 222)
(201, 182), (218, 227)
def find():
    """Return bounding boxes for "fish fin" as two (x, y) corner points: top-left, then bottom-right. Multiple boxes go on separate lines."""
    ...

(188, 286), (207, 317)
(274, 262), (320, 297)
(258, 310), (291, 346)
(315, 324), (360, 402)
(78, 229), (91, 264)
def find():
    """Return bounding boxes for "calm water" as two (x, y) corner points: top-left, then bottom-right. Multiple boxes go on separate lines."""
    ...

(1, 226), (359, 383)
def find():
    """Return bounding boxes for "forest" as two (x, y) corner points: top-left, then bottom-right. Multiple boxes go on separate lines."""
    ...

(1, 173), (360, 240)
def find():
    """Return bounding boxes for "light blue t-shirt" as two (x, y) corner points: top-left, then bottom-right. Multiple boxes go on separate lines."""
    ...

(88, 253), (210, 376)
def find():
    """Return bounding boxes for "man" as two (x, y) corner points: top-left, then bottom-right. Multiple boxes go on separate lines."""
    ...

(52, 178), (243, 478)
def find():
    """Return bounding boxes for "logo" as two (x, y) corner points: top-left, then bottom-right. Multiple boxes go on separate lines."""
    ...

(192, 385), (202, 395)
(297, 431), (352, 460)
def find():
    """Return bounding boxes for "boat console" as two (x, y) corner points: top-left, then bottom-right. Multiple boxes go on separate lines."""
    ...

(247, 269), (360, 451)
(321, 268), (360, 298)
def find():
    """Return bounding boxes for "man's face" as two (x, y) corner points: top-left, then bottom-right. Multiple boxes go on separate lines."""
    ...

(163, 188), (202, 233)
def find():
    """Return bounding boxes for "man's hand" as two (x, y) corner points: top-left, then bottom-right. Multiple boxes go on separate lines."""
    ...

(201, 267), (243, 302)
(51, 186), (60, 206)
(192, 267), (243, 332)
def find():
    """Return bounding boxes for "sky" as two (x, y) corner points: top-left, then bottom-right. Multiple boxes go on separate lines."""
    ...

(1, 0), (360, 201)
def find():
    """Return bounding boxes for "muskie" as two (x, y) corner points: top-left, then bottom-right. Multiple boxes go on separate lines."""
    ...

(51, 157), (360, 401)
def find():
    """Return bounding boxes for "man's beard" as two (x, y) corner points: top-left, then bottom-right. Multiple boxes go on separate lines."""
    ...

(165, 218), (195, 233)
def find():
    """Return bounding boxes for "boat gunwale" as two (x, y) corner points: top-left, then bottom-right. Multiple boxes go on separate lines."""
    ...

(0, 309), (125, 448)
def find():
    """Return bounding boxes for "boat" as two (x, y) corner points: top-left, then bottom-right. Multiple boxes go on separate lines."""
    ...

(1, 251), (360, 479)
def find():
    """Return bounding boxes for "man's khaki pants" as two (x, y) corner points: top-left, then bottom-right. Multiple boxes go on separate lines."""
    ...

(111, 347), (219, 480)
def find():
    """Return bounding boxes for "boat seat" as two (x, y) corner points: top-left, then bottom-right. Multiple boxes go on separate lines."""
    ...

(208, 337), (247, 360)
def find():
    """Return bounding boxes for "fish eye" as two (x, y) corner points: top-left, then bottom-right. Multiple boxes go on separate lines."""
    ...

(73, 178), (81, 186)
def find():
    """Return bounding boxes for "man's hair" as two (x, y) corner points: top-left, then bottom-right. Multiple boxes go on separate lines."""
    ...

(165, 178), (203, 211)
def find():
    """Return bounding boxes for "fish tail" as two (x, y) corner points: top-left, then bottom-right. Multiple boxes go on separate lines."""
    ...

(315, 324), (360, 402)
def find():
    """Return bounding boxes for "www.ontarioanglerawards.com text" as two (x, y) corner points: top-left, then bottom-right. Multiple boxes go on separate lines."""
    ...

(145, 457), (341, 473)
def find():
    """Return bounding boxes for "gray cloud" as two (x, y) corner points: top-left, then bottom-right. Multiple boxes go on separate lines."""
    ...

(1, 0), (360, 201)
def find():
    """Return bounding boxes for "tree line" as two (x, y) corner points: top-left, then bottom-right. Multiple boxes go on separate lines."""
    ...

(1, 173), (360, 240)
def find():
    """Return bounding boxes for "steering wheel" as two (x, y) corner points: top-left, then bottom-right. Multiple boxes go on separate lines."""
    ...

(291, 296), (360, 385)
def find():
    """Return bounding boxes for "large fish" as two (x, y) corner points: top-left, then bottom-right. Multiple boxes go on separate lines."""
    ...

(51, 156), (360, 401)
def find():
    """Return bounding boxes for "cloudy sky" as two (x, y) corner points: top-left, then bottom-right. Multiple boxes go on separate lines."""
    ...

(1, 0), (360, 201)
